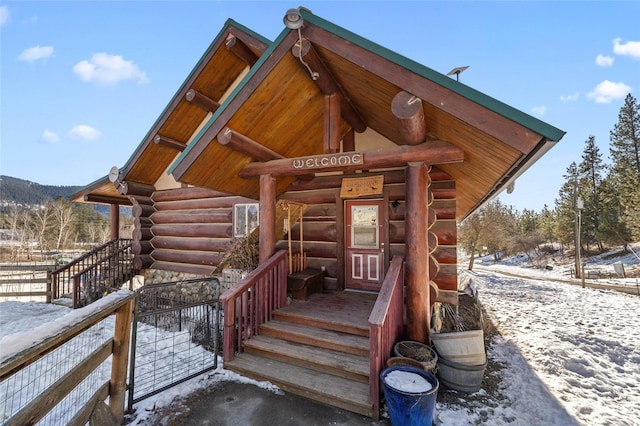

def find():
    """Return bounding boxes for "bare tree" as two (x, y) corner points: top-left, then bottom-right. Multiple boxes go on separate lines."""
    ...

(50, 198), (75, 251)
(29, 202), (53, 259)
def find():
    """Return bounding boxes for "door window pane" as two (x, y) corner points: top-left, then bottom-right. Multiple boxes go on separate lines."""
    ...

(351, 205), (379, 248)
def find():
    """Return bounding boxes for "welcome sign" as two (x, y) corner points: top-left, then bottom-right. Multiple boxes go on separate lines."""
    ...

(292, 152), (363, 170)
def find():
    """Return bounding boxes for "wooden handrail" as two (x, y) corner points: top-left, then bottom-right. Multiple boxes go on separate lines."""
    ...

(368, 256), (405, 420)
(220, 250), (288, 362)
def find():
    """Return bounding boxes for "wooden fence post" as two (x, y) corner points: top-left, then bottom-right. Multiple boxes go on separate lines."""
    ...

(46, 270), (52, 303)
(109, 297), (134, 422)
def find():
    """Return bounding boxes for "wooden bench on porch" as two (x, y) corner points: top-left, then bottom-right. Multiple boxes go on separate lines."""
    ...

(287, 268), (325, 300)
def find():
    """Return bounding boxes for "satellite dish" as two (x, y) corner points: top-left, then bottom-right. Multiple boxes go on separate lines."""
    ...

(108, 166), (121, 183)
(447, 65), (470, 82)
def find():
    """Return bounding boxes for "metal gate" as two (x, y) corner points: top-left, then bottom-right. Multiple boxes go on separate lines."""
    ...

(127, 277), (221, 411)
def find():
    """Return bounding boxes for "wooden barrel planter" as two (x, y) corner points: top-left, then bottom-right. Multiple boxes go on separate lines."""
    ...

(430, 329), (486, 366)
(393, 341), (438, 372)
(436, 355), (487, 393)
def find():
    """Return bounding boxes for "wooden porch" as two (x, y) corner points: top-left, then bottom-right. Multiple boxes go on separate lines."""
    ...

(221, 251), (405, 419)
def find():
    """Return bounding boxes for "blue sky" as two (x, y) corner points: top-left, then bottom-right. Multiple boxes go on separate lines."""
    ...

(1, 1), (638, 212)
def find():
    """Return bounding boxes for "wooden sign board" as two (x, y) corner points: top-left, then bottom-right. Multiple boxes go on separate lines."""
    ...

(340, 175), (384, 198)
(292, 152), (363, 171)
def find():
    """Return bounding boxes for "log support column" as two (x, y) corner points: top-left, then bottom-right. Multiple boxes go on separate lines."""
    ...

(259, 174), (276, 263)
(405, 162), (431, 343)
(110, 204), (120, 240)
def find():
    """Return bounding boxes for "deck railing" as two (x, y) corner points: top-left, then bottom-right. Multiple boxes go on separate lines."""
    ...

(368, 256), (405, 420)
(220, 250), (288, 362)
(51, 238), (134, 307)
(0, 291), (135, 425)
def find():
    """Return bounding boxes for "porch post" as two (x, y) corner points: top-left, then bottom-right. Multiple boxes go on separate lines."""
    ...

(259, 174), (276, 263)
(110, 204), (120, 240)
(405, 162), (431, 343)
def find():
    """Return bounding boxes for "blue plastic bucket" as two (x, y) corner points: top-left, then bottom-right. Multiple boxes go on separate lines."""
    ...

(380, 366), (439, 426)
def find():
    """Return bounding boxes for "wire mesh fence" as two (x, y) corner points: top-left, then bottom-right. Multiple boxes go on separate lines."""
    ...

(0, 316), (114, 425)
(128, 277), (221, 410)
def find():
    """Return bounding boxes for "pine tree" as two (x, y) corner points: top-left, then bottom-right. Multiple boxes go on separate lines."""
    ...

(610, 94), (640, 175)
(598, 174), (632, 249)
(609, 94), (640, 240)
(578, 135), (604, 251)
(538, 204), (556, 246)
(555, 162), (581, 248)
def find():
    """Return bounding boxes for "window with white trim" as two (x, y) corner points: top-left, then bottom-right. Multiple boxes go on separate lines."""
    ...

(234, 203), (259, 237)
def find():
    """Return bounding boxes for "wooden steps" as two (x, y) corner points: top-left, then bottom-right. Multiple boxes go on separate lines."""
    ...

(243, 335), (369, 383)
(225, 353), (372, 417)
(260, 319), (369, 356)
(224, 293), (375, 418)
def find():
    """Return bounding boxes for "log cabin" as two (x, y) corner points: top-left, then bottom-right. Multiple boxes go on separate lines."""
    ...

(71, 8), (564, 418)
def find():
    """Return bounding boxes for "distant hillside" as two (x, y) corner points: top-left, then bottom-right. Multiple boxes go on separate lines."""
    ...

(0, 175), (83, 206)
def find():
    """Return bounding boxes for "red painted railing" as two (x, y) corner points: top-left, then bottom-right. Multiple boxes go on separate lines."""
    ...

(368, 256), (405, 420)
(220, 250), (288, 362)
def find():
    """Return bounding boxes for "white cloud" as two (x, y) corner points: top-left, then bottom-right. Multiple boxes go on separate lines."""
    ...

(531, 106), (546, 116)
(613, 38), (640, 60)
(560, 92), (580, 102)
(73, 53), (149, 85)
(18, 45), (54, 62)
(68, 125), (102, 141)
(586, 80), (631, 104)
(0, 6), (9, 27)
(595, 54), (614, 67)
(41, 130), (60, 144)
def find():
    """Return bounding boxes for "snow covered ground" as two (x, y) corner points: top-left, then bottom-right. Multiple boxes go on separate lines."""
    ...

(1, 246), (639, 425)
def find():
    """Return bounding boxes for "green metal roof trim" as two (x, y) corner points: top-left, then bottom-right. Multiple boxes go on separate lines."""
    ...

(169, 26), (291, 176)
(69, 174), (111, 200)
(301, 10), (566, 143)
(121, 19), (272, 174)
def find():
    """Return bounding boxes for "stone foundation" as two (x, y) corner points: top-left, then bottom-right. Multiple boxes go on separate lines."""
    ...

(142, 268), (249, 303)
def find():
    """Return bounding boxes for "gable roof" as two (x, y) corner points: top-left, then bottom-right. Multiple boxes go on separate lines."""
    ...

(71, 20), (271, 205)
(73, 9), (564, 220)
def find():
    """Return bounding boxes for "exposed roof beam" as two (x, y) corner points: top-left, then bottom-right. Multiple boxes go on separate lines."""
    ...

(239, 139), (464, 178)
(292, 39), (366, 133)
(153, 134), (187, 152)
(225, 34), (259, 67)
(324, 94), (341, 154)
(118, 181), (155, 197)
(392, 91), (426, 145)
(84, 194), (132, 206)
(185, 89), (220, 113)
(216, 127), (285, 162)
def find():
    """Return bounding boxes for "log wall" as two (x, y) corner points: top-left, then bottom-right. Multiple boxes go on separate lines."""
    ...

(140, 187), (255, 274)
(279, 168), (458, 301)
